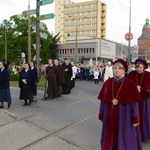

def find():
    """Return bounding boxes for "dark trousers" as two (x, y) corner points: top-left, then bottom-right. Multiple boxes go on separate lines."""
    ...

(94, 79), (99, 84)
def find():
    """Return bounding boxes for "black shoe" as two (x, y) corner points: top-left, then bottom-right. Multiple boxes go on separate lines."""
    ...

(29, 100), (32, 105)
(0, 105), (4, 109)
(23, 103), (28, 106)
(8, 102), (11, 108)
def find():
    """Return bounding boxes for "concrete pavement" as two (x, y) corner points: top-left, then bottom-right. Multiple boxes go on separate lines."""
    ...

(0, 80), (150, 150)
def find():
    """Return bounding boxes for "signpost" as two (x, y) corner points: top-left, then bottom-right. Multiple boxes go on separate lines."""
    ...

(22, 0), (55, 80)
(22, 9), (36, 16)
(40, 13), (55, 20)
(40, 0), (54, 6)
(40, 32), (48, 39)
(125, 32), (133, 41)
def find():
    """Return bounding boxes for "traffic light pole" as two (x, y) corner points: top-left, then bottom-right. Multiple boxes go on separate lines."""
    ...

(36, 0), (40, 80)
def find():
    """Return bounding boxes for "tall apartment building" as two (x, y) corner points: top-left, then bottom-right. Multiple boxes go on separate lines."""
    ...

(55, 0), (107, 43)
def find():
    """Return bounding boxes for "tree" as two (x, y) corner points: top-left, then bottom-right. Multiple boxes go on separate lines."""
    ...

(0, 15), (50, 64)
(49, 32), (61, 60)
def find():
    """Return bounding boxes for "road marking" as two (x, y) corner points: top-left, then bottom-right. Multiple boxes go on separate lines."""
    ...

(3, 109), (17, 119)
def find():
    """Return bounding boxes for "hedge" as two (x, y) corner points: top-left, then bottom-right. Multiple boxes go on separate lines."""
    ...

(10, 74), (19, 81)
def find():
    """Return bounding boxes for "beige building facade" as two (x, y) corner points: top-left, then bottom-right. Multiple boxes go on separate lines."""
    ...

(55, 0), (107, 43)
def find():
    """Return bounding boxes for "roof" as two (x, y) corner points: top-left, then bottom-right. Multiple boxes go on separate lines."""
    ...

(138, 32), (150, 40)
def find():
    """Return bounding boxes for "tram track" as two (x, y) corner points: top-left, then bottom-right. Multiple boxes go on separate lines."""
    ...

(19, 110), (98, 150)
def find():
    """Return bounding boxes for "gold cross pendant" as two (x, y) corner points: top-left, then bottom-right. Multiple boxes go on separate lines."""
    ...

(112, 98), (118, 105)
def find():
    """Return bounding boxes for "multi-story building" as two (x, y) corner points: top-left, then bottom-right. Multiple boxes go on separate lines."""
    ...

(57, 38), (135, 65)
(138, 18), (150, 61)
(55, 0), (107, 43)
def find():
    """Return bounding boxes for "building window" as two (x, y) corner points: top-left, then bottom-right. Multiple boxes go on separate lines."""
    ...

(92, 17), (97, 21)
(76, 12), (80, 16)
(71, 6), (75, 10)
(76, 6), (80, 9)
(92, 3), (97, 7)
(78, 49), (80, 53)
(81, 5), (86, 9)
(87, 4), (91, 8)
(93, 48), (94, 53)
(87, 49), (89, 53)
(84, 49), (86, 53)
(92, 11), (97, 14)
(90, 48), (91, 53)
(87, 11), (91, 15)
(81, 12), (85, 16)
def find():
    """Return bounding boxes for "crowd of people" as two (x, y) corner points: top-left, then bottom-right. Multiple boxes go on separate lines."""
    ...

(98, 58), (150, 150)
(1, 57), (150, 150)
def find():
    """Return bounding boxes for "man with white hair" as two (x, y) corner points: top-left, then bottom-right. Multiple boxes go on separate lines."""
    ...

(103, 61), (113, 82)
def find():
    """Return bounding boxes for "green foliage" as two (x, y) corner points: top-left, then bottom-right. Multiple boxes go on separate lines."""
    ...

(0, 15), (51, 64)
(10, 73), (19, 81)
(49, 32), (61, 60)
(37, 75), (46, 87)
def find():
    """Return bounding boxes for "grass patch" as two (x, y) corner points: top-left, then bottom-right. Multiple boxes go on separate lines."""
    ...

(10, 75), (46, 88)
(37, 76), (46, 87)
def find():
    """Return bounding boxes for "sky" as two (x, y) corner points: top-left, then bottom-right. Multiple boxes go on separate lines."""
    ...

(0, 0), (150, 46)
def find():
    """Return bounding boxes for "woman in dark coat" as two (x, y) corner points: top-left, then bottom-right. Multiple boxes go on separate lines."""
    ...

(19, 63), (34, 106)
(0, 61), (12, 108)
(30, 62), (38, 102)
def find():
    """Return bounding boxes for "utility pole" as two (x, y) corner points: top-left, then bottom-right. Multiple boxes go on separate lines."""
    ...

(75, 23), (78, 63)
(127, 0), (132, 64)
(5, 27), (7, 64)
(36, 0), (40, 79)
(28, 0), (31, 63)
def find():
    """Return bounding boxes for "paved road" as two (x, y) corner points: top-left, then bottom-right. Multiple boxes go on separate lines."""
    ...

(0, 80), (150, 150)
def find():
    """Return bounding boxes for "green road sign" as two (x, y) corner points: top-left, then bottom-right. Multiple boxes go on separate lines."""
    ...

(40, 0), (54, 6)
(40, 32), (48, 39)
(40, 13), (55, 20)
(40, 23), (45, 30)
(22, 9), (36, 16)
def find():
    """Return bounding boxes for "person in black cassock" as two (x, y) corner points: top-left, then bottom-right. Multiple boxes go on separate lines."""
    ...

(30, 62), (38, 102)
(0, 61), (12, 108)
(19, 63), (34, 106)
(62, 58), (72, 94)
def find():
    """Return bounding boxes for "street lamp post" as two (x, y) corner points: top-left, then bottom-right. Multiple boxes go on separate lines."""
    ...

(28, 0), (31, 63)
(5, 27), (7, 64)
(36, 0), (40, 79)
(69, 15), (78, 63)
(75, 22), (78, 63)
(127, 0), (132, 64)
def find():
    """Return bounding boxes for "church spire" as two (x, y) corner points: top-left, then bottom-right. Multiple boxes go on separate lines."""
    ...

(143, 18), (150, 28)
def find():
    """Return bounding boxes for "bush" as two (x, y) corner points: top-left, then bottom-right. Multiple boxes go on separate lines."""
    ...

(10, 73), (19, 81)
(37, 76), (46, 87)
